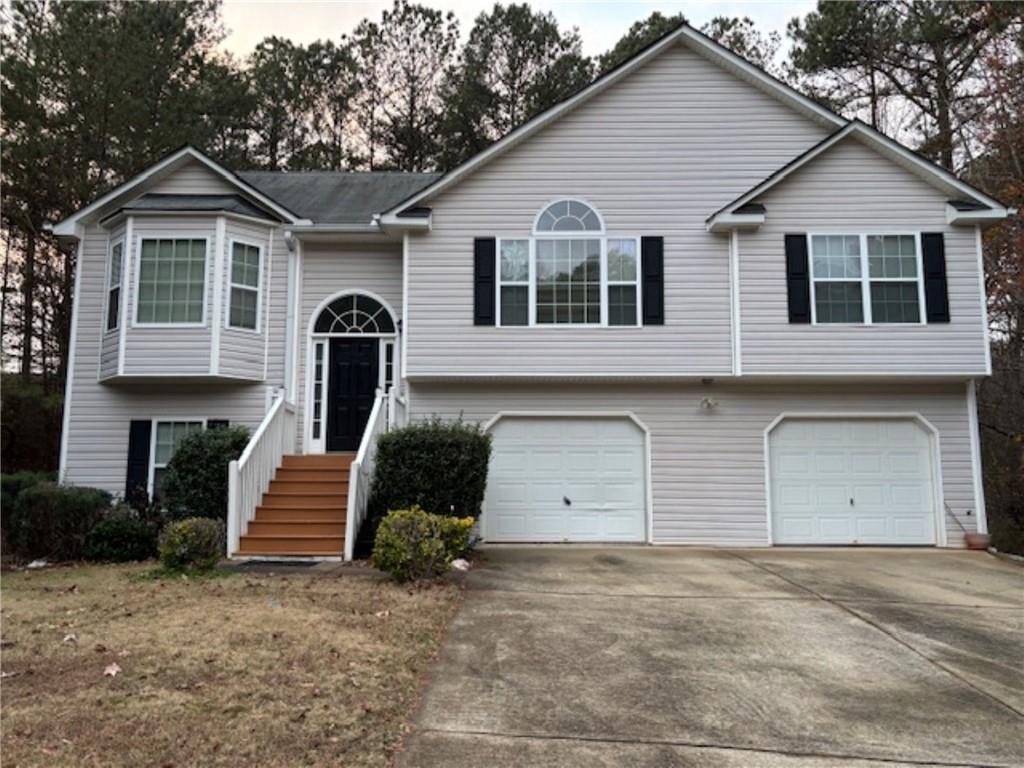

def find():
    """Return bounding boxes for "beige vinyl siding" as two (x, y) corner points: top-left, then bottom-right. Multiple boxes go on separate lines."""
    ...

(739, 137), (987, 374)
(406, 41), (830, 377)
(409, 380), (980, 547)
(218, 219), (277, 380)
(295, 242), (403, 448)
(148, 159), (238, 195)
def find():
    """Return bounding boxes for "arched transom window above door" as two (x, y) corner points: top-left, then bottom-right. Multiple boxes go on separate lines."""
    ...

(313, 293), (396, 334)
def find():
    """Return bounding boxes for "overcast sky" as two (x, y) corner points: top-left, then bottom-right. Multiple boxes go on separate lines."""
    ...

(219, 1), (817, 59)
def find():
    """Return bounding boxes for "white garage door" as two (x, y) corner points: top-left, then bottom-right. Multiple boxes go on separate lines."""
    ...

(770, 418), (937, 545)
(486, 417), (646, 542)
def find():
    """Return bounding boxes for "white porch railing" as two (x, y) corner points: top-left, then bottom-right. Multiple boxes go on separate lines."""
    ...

(227, 395), (296, 556)
(387, 387), (409, 430)
(344, 389), (388, 561)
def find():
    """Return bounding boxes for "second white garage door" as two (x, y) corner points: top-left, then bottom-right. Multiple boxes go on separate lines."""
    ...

(485, 417), (647, 542)
(769, 418), (938, 545)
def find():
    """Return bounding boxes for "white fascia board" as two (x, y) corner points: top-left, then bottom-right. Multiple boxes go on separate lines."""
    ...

(946, 204), (1013, 226)
(378, 212), (431, 231)
(706, 212), (765, 233)
(381, 26), (844, 219)
(52, 146), (306, 236)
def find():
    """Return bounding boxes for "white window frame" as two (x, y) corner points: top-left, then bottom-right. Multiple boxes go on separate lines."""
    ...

(808, 232), (926, 326)
(105, 237), (125, 333)
(148, 418), (207, 497)
(133, 235), (209, 328)
(225, 237), (264, 333)
(494, 212), (642, 328)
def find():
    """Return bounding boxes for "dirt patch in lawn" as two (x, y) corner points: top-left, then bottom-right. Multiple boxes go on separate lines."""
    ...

(1, 562), (461, 767)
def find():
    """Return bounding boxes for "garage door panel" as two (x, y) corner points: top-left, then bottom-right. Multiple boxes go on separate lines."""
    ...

(771, 418), (936, 546)
(487, 417), (646, 543)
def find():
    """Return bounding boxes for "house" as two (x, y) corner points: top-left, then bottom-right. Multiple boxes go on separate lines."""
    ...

(51, 24), (1012, 559)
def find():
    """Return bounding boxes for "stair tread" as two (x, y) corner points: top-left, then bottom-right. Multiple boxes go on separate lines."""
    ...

(241, 534), (344, 541)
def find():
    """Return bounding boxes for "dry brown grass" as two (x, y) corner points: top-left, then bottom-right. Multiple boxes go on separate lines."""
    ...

(1, 562), (461, 767)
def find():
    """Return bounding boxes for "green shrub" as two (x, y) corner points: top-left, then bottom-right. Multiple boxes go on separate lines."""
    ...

(369, 419), (492, 522)
(158, 517), (224, 572)
(160, 426), (250, 522)
(372, 507), (474, 582)
(1, 471), (56, 551)
(0, 374), (62, 473)
(84, 505), (158, 562)
(9, 483), (112, 560)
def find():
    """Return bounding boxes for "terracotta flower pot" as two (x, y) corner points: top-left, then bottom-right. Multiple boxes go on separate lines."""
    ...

(964, 533), (991, 550)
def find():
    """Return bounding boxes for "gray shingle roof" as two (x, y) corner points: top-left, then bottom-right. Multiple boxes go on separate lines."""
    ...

(113, 193), (281, 221)
(237, 171), (441, 225)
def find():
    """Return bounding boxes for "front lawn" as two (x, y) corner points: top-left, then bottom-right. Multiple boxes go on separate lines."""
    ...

(1, 562), (460, 767)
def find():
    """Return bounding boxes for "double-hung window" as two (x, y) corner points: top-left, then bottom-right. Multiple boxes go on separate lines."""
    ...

(496, 200), (641, 327)
(136, 238), (207, 325)
(228, 240), (262, 331)
(810, 233), (923, 325)
(150, 420), (205, 498)
(106, 240), (124, 331)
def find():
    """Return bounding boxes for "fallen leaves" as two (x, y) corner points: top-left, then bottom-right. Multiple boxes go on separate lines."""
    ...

(103, 662), (121, 677)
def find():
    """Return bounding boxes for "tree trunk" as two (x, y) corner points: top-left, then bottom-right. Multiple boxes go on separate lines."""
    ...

(21, 230), (36, 383)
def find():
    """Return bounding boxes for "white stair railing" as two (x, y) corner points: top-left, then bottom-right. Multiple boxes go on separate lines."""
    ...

(227, 395), (296, 556)
(344, 390), (388, 561)
(387, 387), (409, 430)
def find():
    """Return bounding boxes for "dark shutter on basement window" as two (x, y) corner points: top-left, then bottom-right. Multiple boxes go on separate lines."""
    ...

(784, 234), (811, 324)
(207, 420), (229, 430)
(641, 236), (664, 325)
(125, 420), (152, 506)
(921, 232), (950, 323)
(473, 238), (496, 326)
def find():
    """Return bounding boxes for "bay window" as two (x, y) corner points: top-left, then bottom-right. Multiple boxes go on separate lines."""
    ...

(228, 240), (262, 331)
(136, 238), (207, 325)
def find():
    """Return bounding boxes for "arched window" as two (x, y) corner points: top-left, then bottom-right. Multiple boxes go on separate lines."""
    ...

(534, 199), (603, 233)
(314, 293), (395, 334)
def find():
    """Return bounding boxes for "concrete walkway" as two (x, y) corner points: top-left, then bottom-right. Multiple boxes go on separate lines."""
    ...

(398, 547), (1024, 768)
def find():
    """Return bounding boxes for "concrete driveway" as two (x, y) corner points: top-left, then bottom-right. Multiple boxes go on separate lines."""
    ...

(398, 547), (1023, 768)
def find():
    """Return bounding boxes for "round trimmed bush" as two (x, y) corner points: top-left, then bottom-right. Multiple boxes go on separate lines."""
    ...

(372, 507), (474, 582)
(158, 517), (224, 572)
(10, 483), (112, 560)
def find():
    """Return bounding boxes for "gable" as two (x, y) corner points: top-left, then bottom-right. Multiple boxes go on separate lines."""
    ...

(148, 159), (240, 196)
(428, 41), (831, 219)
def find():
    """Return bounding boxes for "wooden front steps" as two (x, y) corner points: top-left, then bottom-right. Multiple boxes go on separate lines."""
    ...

(236, 453), (353, 557)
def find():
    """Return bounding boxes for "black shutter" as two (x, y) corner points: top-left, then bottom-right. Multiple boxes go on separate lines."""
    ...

(641, 236), (664, 325)
(207, 420), (229, 430)
(921, 233), (950, 323)
(125, 420), (152, 508)
(473, 238), (496, 326)
(784, 234), (811, 323)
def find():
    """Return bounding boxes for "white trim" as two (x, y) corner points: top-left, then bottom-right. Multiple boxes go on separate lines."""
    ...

(763, 412), (947, 548)
(58, 228), (86, 484)
(209, 217), (226, 373)
(401, 232), (409, 384)
(263, 229), (273, 381)
(479, 411), (653, 545)
(532, 197), (606, 234)
(382, 24), (843, 218)
(807, 232), (927, 327)
(403, 370), (986, 381)
(224, 235), (265, 334)
(148, 418), (208, 497)
(946, 204), (1010, 226)
(706, 212), (765, 233)
(117, 217), (133, 375)
(52, 146), (305, 236)
(709, 123), (1006, 226)
(304, 290), (400, 454)
(103, 236), (125, 334)
(730, 229), (742, 375)
(291, 240), (303, 399)
(496, 233), (642, 329)
(132, 234), (210, 328)
(975, 226), (993, 376)
(100, 209), (284, 231)
(966, 379), (987, 535)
